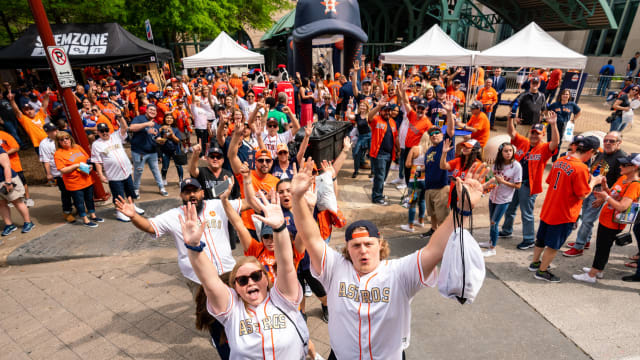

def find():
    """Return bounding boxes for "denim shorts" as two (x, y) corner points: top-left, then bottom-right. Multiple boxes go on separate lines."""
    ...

(536, 220), (574, 250)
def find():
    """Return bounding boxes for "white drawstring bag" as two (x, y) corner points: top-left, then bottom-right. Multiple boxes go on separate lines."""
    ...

(562, 121), (575, 143)
(316, 171), (338, 213)
(437, 228), (486, 304)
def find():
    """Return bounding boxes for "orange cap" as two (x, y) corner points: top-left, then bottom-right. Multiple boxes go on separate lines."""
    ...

(255, 148), (271, 159)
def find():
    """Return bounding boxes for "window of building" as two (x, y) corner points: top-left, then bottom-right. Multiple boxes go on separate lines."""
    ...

(584, 0), (639, 56)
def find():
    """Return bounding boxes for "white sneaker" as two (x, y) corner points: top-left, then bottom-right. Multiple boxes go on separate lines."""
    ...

(304, 284), (312, 297)
(390, 177), (403, 185)
(134, 205), (145, 215)
(314, 354), (326, 360)
(478, 241), (491, 248)
(582, 267), (603, 279)
(396, 183), (407, 190)
(400, 224), (415, 233)
(390, 164), (399, 171)
(24, 198), (35, 207)
(482, 248), (496, 257)
(160, 188), (169, 197)
(115, 211), (131, 222)
(162, 178), (168, 186)
(134, 189), (140, 198)
(413, 221), (425, 228)
(573, 272), (597, 283)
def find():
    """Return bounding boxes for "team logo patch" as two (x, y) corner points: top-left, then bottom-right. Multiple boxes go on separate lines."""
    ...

(209, 211), (216, 217)
(321, 0), (339, 14)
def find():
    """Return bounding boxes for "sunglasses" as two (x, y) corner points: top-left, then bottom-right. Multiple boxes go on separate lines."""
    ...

(267, 124), (278, 128)
(429, 131), (442, 136)
(91, 109), (99, 113)
(208, 154), (223, 159)
(256, 158), (272, 164)
(235, 270), (264, 286)
(621, 163), (635, 167)
(98, 129), (109, 133)
(278, 151), (288, 156)
(603, 139), (618, 143)
(262, 234), (273, 240)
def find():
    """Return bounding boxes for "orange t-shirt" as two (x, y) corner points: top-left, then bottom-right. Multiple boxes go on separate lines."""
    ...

(540, 156), (591, 225)
(96, 114), (115, 134)
(467, 112), (490, 147)
(244, 239), (305, 283)
(0, 131), (22, 172)
(236, 170), (280, 230)
(447, 87), (466, 106)
(54, 145), (93, 191)
(98, 102), (117, 124)
(145, 83), (159, 93)
(512, 133), (556, 195)
(472, 67), (485, 86)
(18, 109), (48, 147)
(404, 110), (432, 148)
(229, 78), (245, 98)
(599, 176), (640, 230)
(476, 87), (498, 111)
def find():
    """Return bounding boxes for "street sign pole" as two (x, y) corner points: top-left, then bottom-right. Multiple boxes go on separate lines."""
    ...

(27, 0), (110, 201)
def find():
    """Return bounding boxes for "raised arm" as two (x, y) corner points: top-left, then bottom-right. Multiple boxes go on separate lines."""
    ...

(332, 137), (351, 176)
(352, 62), (361, 97)
(506, 112), (517, 139)
(116, 109), (128, 137)
(220, 179), (253, 252)
(290, 158), (326, 275)
(216, 112), (227, 147)
(6, 92), (23, 118)
(439, 138), (454, 171)
(253, 191), (299, 302)
(546, 111), (560, 152)
(188, 142), (202, 178)
(297, 123), (313, 165)
(41, 91), (50, 111)
(281, 105), (300, 135)
(181, 201), (231, 314)
(368, 97), (386, 122)
(227, 122), (244, 174)
(444, 99), (455, 138)
(115, 196), (155, 234)
(420, 163), (486, 275)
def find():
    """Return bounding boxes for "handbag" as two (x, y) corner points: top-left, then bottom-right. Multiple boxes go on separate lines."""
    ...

(605, 112), (616, 123)
(615, 230), (633, 246)
(173, 144), (188, 166)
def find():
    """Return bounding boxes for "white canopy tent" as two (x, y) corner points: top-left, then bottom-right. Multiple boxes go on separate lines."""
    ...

(379, 25), (475, 66)
(474, 22), (587, 69)
(182, 31), (264, 68)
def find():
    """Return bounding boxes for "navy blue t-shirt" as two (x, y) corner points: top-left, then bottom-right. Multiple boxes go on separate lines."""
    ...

(547, 102), (580, 124)
(426, 99), (456, 123)
(130, 115), (157, 154)
(380, 119), (394, 153)
(155, 125), (181, 153)
(272, 160), (296, 179)
(316, 104), (336, 121)
(424, 133), (455, 190)
(338, 82), (354, 112)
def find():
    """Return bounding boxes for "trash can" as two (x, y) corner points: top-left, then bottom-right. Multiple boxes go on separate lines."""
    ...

(293, 120), (353, 165)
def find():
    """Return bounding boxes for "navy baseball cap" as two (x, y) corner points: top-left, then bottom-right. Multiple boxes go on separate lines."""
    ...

(575, 135), (600, 151)
(570, 134), (585, 144)
(207, 146), (224, 155)
(618, 153), (640, 167)
(530, 77), (541, 84)
(361, 78), (372, 84)
(180, 178), (202, 192)
(531, 123), (545, 134)
(417, 99), (428, 109)
(43, 122), (57, 132)
(434, 86), (446, 93)
(96, 123), (110, 132)
(345, 220), (380, 241)
(453, 79), (462, 85)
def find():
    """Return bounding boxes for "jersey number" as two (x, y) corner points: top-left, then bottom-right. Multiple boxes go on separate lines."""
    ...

(553, 172), (561, 190)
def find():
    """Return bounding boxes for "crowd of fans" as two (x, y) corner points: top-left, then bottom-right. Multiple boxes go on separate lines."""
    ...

(1, 57), (640, 359)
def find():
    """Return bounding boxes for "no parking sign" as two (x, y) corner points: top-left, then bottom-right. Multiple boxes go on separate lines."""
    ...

(46, 46), (76, 88)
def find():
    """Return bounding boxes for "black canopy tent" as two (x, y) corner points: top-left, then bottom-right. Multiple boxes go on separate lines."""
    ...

(0, 22), (172, 69)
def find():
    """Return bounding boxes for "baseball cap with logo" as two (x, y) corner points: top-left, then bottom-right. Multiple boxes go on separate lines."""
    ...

(470, 101), (483, 110)
(530, 123), (545, 134)
(208, 146), (224, 156)
(292, 0), (368, 44)
(345, 220), (380, 241)
(575, 135), (600, 151)
(461, 139), (480, 149)
(434, 85), (446, 93)
(276, 143), (289, 154)
(96, 123), (110, 132)
(570, 135), (585, 144)
(43, 122), (57, 132)
(255, 148), (271, 159)
(99, 92), (109, 99)
(530, 77), (541, 84)
(417, 99), (428, 109)
(180, 178), (202, 192)
(618, 153), (640, 167)
(261, 225), (274, 238)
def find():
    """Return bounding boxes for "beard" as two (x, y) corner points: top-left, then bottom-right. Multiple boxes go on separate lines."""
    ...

(182, 198), (204, 214)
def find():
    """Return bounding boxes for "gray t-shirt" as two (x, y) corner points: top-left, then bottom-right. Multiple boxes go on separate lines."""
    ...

(489, 161), (522, 204)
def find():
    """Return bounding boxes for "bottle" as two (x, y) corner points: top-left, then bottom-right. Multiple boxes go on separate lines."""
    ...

(593, 165), (602, 191)
(511, 99), (519, 118)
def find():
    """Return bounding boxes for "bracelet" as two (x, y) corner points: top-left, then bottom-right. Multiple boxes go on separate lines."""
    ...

(456, 208), (472, 216)
(185, 241), (206, 252)
(605, 195), (610, 202)
(272, 222), (287, 233)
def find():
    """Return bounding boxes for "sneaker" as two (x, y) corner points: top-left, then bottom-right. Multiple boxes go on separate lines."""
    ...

(304, 284), (312, 297)
(134, 205), (145, 215)
(351, 171), (358, 178)
(528, 261), (541, 272)
(24, 198), (35, 207)
(63, 213), (76, 223)
(400, 224), (415, 233)
(83, 221), (98, 228)
(389, 177), (403, 185)
(373, 199), (389, 206)
(582, 267), (603, 279)
(314, 353), (326, 360)
(2, 224), (17, 236)
(421, 228), (435, 238)
(116, 211), (131, 222)
(390, 164), (399, 171)
(482, 248), (496, 257)
(516, 241), (535, 250)
(160, 188), (169, 197)
(498, 231), (512, 238)
(396, 183), (407, 190)
(134, 189), (140, 198)
(321, 305), (329, 323)
(478, 241), (491, 248)
(621, 275), (640, 282)
(162, 178), (168, 186)
(21, 222), (35, 233)
(534, 270), (560, 283)
(567, 241), (590, 250)
(572, 272), (596, 284)
(562, 248), (583, 257)
(91, 217), (104, 223)
(413, 221), (425, 228)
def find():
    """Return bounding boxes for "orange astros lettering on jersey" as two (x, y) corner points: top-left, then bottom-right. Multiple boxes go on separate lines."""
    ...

(338, 282), (390, 303)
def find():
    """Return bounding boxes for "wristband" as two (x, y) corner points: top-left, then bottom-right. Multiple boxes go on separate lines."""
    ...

(185, 241), (206, 252)
(456, 208), (472, 216)
(272, 222), (287, 233)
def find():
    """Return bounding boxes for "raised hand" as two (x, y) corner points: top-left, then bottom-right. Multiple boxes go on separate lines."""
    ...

(179, 201), (206, 247)
(115, 196), (137, 218)
(304, 122), (313, 137)
(546, 110), (557, 125)
(353, 60), (360, 71)
(321, 159), (335, 178)
(455, 162), (488, 211)
(218, 175), (235, 200)
(252, 191), (285, 228)
(291, 157), (315, 198)
(442, 138), (453, 153)
(342, 136), (352, 153)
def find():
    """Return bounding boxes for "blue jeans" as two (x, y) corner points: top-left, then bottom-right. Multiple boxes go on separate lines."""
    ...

(70, 185), (95, 218)
(108, 175), (136, 204)
(408, 182), (426, 224)
(573, 193), (603, 249)
(610, 115), (627, 132)
(501, 181), (537, 243)
(371, 151), (391, 202)
(161, 150), (184, 181)
(132, 151), (164, 191)
(352, 133), (371, 173)
(597, 77), (611, 96)
(490, 201), (510, 247)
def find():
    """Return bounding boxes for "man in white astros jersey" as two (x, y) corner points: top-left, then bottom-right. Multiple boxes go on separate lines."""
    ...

(291, 158), (485, 359)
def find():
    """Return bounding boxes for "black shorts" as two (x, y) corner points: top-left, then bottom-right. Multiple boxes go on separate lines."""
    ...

(297, 268), (326, 298)
(536, 220), (574, 250)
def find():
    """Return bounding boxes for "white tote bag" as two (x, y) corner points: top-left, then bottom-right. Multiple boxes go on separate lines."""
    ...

(437, 228), (486, 304)
(562, 121), (575, 143)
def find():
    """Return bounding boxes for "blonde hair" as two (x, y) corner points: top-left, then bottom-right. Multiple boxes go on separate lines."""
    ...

(55, 131), (76, 150)
(418, 131), (430, 155)
(340, 228), (390, 263)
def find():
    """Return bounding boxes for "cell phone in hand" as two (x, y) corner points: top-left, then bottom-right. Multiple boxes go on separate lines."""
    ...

(213, 178), (232, 198)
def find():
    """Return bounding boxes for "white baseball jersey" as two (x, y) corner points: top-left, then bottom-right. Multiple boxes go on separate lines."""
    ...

(38, 137), (61, 177)
(149, 199), (241, 283)
(91, 131), (133, 181)
(312, 245), (437, 360)
(207, 281), (308, 360)
(262, 130), (293, 158)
